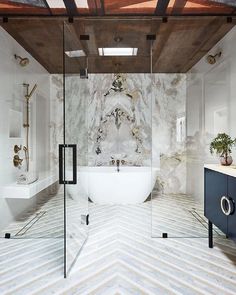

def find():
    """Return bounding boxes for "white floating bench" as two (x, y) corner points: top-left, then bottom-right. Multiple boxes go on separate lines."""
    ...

(1, 172), (58, 199)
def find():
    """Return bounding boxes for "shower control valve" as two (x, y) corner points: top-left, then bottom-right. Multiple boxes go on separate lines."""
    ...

(14, 145), (22, 154)
(13, 155), (23, 168)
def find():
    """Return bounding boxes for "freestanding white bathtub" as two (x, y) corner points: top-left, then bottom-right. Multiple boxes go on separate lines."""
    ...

(67, 166), (159, 204)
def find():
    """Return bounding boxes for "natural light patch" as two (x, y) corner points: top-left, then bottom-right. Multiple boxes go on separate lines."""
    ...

(46, 0), (65, 8)
(65, 50), (86, 58)
(75, 0), (89, 9)
(119, 0), (157, 10)
(98, 48), (138, 56)
(9, 0), (45, 7)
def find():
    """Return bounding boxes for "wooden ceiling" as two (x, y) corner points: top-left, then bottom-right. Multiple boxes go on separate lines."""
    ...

(0, 0), (236, 16)
(1, 17), (235, 73)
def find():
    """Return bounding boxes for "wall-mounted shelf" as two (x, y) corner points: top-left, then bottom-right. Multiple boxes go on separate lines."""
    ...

(1, 172), (57, 199)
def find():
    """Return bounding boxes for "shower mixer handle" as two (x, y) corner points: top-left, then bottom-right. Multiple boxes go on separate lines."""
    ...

(14, 145), (22, 154)
(13, 155), (23, 167)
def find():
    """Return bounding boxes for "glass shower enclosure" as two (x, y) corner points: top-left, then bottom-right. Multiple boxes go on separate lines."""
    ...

(61, 21), (89, 277)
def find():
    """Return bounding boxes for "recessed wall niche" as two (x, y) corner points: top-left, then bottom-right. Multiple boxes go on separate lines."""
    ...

(9, 109), (22, 138)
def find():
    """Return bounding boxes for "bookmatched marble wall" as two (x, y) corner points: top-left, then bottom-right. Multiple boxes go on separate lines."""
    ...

(50, 73), (186, 194)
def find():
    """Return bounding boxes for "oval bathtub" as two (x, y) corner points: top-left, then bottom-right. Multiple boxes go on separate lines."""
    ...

(67, 166), (158, 204)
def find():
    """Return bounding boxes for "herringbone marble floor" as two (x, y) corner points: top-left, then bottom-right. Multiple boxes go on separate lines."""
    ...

(1, 192), (236, 294)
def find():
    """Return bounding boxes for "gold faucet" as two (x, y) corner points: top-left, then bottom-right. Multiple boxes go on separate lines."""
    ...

(14, 145), (22, 154)
(13, 155), (23, 167)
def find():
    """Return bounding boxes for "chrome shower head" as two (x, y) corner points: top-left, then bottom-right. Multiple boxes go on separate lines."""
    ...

(14, 54), (29, 67)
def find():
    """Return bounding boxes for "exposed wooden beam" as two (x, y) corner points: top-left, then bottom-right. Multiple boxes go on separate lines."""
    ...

(63, 0), (78, 16)
(42, 0), (52, 15)
(98, 0), (105, 16)
(155, 0), (170, 16)
(171, 0), (187, 14)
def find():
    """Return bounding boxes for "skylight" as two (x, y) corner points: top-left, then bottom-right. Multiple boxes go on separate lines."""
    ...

(46, 0), (65, 8)
(75, 0), (89, 9)
(65, 50), (86, 58)
(98, 48), (138, 56)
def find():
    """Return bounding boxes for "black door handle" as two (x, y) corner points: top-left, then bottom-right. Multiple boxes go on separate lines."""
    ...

(59, 144), (77, 184)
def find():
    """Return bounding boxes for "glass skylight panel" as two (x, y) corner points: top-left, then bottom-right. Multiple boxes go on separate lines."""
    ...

(46, 0), (66, 9)
(9, 0), (46, 7)
(75, 0), (89, 9)
(65, 50), (86, 58)
(98, 48), (138, 56)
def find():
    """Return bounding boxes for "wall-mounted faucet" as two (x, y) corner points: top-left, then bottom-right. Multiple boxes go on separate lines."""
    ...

(116, 159), (120, 172)
(13, 145), (23, 168)
(110, 157), (126, 172)
(14, 145), (22, 154)
(13, 155), (23, 168)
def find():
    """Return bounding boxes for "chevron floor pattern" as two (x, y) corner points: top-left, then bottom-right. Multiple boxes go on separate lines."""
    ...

(1, 192), (236, 294)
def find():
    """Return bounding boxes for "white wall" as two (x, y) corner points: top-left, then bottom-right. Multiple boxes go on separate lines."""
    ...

(186, 25), (236, 202)
(0, 27), (51, 232)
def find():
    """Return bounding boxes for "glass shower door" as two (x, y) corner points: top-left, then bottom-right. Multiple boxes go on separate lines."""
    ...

(62, 21), (89, 277)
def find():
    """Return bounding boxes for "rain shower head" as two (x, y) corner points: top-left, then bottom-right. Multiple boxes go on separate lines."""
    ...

(14, 54), (29, 67)
(206, 52), (222, 65)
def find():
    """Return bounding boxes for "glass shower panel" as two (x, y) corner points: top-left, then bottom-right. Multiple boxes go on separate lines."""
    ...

(151, 18), (209, 239)
(0, 19), (64, 242)
(63, 21), (89, 277)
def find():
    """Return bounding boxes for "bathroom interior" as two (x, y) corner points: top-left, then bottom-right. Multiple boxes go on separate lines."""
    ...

(1, 0), (236, 293)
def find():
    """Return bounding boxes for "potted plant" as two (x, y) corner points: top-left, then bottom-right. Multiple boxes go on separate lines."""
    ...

(210, 133), (236, 166)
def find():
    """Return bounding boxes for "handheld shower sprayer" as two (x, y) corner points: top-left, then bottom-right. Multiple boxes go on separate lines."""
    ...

(22, 83), (37, 172)
(23, 83), (37, 99)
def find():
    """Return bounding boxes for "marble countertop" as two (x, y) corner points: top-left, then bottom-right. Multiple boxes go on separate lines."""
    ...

(204, 164), (236, 178)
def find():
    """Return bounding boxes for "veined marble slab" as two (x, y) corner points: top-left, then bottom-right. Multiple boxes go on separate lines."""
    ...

(204, 164), (236, 178)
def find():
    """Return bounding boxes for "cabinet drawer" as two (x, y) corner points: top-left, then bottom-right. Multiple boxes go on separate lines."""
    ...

(204, 169), (227, 233)
(227, 176), (236, 240)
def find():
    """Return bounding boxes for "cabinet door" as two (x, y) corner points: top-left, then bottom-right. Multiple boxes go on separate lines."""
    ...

(227, 176), (236, 241)
(204, 169), (228, 233)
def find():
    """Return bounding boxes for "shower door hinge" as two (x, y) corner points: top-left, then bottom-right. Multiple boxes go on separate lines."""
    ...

(162, 233), (168, 238)
(81, 214), (89, 225)
(5, 233), (11, 239)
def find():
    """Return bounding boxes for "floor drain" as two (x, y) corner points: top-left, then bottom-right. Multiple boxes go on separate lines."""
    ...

(15, 211), (46, 237)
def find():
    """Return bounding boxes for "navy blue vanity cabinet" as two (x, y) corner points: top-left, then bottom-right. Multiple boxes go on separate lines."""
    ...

(227, 176), (236, 241)
(205, 167), (236, 247)
(204, 168), (228, 233)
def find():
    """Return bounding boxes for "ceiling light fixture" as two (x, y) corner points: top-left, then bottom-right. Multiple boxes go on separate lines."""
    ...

(98, 47), (138, 56)
(65, 50), (86, 58)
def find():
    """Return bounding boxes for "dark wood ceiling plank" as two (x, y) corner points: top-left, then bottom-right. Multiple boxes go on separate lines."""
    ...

(151, 20), (174, 71)
(0, 18), (234, 73)
(155, 0), (170, 15)
(1, 19), (64, 73)
(181, 18), (235, 72)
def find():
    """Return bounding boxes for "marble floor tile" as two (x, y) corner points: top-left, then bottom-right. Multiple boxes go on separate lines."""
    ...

(0, 193), (236, 294)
